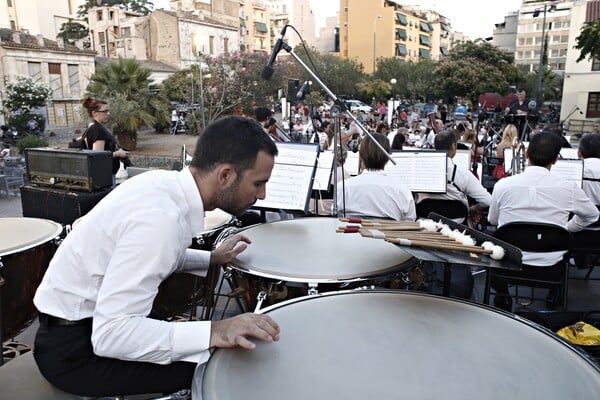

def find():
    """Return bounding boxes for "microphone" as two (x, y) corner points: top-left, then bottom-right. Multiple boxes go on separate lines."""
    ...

(261, 26), (287, 80)
(296, 81), (309, 100)
(576, 106), (583, 115)
(528, 100), (537, 110)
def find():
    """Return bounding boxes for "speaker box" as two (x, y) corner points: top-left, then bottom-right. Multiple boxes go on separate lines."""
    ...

(287, 78), (300, 103)
(25, 147), (113, 192)
(20, 184), (112, 226)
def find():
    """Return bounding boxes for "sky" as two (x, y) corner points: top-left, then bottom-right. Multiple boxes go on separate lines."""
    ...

(152, 0), (524, 40)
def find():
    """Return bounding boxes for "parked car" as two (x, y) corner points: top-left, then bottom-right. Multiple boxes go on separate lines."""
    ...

(345, 99), (373, 113)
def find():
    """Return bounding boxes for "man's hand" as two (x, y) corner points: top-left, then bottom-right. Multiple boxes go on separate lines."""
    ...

(210, 313), (280, 350)
(210, 233), (251, 266)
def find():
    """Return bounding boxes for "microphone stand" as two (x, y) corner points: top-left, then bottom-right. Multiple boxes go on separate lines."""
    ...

(560, 106), (582, 130)
(276, 41), (395, 217)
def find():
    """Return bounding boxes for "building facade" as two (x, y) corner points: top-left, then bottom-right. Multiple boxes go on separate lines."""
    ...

(0, 28), (95, 127)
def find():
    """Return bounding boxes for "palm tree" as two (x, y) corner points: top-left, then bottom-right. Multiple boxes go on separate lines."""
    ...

(86, 57), (169, 150)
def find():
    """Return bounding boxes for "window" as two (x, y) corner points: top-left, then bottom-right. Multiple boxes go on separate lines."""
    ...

(525, 37), (533, 45)
(440, 47), (449, 56)
(223, 37), (229, 54)
(395, 13), (407, 25)
(255, 22), (268, 33)
(127, 39), (132, 50)
(68, 64), (80, 96)
(48, 63), (63, 98)
(395, 28), (406, 40)
(121, 27), (131, 37)
(395, 43), (407, 56)
(7, 0), (12, 6)
(419, 48), (430, 59)
(98, 32), (105, 44)
(28, 62), (42, 82)
(420, 21), (431, 32)
(96, 10), (103, 21)
(592, 57), (600, 72)
(209, 35), (214, 54)
(419, 34), (430, 46)
(560, 35), (568, 43)
(587, 92), (600, 118)
(10, 20), (16, 30)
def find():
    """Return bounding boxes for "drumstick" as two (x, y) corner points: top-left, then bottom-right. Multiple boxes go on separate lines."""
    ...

(339, 217), (411, 225)
(359, 229), (457, 242)
(384, 237), (506, 260)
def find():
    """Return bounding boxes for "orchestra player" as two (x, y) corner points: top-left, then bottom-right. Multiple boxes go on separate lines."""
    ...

(32, 116), (281, 397)
(488, 131), (599, 311)
(504, 88), (533, 141)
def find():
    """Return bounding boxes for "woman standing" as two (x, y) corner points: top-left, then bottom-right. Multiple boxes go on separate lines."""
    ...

(82, 97), (129, 178)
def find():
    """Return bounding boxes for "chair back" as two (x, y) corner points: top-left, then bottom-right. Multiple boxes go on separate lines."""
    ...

(416, 199), (468, 223)
(493, 222), (572, 254)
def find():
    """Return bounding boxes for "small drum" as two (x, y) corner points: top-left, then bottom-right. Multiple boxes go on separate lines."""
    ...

(0, 217), (62, 340)
(227, 218), (415, 310)
(152, 209), (235, 319)
(196, 291), (600, 399)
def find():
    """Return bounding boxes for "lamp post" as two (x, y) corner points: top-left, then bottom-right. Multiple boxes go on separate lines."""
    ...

(372, 15), (382, 74)
(390, 78), (397, 99)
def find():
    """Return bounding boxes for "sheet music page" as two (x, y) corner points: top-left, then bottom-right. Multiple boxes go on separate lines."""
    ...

(559, 148), (579, 160)
(454, 150), (471, 171)
(345, 151), (360, 176)
(503, 147), (514, 174)
(253, 143), (318, 211)
(551, 159), (583, 188)
(313, 150), (334, 191)
(385, 151), (447, 193)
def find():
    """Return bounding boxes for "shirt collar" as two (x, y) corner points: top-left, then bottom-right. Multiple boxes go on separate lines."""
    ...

(525, 165), (551, 174)
(177, 167), (205, 236)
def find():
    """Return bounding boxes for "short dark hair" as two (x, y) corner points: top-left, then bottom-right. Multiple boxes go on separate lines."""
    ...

(191, 116), (278, 174)
(253, 107), (273, 123)
(359, 133), (390, 170)
(434, 130), (457, 151)
(579, 133), (600, 159)
(527, 131), (562, 167)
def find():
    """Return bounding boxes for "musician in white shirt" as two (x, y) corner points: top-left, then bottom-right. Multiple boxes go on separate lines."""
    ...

(579, 133), (600, 206)
(488, 131), (598, 310)
(33, 117), (281, 397)
(337, 133), (415, 221)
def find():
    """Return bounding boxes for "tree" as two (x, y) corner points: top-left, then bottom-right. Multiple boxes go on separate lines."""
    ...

(77, 0), (154, 18)
(574, 19), (600, 62)
(2, 76), (52, 134)
(356, 79), (391, 101)
(86, 57), (170, 149)
(57, 21), (90, 47)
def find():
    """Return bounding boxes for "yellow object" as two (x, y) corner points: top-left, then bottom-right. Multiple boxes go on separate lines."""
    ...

(556, 322), (600, 346)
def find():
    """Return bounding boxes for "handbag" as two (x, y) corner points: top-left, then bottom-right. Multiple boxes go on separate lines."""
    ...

(68, 128), (89, 150)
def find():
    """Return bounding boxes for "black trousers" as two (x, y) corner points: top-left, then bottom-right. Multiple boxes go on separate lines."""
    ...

(33, 319), (196, 397)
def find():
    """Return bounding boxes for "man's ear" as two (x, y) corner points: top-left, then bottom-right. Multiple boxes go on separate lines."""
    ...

(215, 164), (237, 186)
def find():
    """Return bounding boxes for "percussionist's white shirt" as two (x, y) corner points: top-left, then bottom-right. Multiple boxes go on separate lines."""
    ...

(34, 168), (213, 365)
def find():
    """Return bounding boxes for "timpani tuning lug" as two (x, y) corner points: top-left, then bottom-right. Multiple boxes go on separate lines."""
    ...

(254, 291), (267, 312)
(307, 283), (318, 296)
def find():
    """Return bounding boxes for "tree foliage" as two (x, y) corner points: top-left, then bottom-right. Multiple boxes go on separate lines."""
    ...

(86, 57), (170, 149)
(574, 19), (600, 62)
(3, 76), (52, 113)
(77, 0), (154, 18)
(375, 58), (439, 101)
(57, 21), (90, 47)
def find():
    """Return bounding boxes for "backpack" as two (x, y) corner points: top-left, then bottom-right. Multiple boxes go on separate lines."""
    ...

(68, 128), (89, 150)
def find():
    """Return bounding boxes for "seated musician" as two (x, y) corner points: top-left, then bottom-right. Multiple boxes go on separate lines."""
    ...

(415, 130), (491, 223)
(579, 132), (600, 206)
(32, 116), (281, 398)
(488, 131), (599, 311)
(337, 132), (416, 221)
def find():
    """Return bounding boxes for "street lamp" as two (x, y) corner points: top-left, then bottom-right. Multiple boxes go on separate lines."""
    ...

(373, 15), (382, 74)
(390, 78), (397, 100)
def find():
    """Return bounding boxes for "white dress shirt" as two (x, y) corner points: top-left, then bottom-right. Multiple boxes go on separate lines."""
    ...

(488, 166), (599, 266)
(416, 157), (491, 209)
(583, 157), (600, 206)
(34, 168), (213, 365)
(336, 169), (416, 221)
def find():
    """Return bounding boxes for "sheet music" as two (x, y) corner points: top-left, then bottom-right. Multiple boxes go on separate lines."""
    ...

(454, 150), (471, 171)
(551, 159), (583, 188)
(385, 151), (447, 193)
(253, 143), (319, 211)
(503, 148), (514, 174)
(559, 148), (579, 160)
(345, 151), (360, 176)
(313, 150), (334, 191)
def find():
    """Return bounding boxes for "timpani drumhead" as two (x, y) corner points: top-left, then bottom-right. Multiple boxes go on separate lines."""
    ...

(0, 217), (63, 256)
(230, 218), (414, 283)
(201, 291), (600, 400)
(204, 209), (232, 231)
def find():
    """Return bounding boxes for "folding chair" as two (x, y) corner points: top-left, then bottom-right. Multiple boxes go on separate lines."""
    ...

(416, 199), (468, 224)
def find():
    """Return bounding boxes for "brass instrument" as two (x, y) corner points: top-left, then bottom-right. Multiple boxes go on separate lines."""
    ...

(512, 140), (526, 175)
